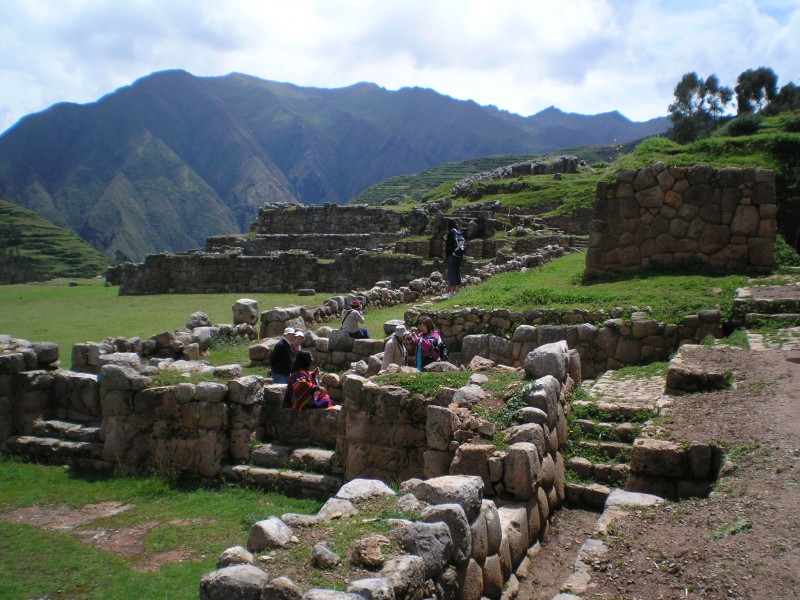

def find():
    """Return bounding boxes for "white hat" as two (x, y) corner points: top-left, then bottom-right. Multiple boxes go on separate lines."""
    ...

(283, 327), (296, 336)
(293, 329), (308, 337)
(393, 324), (408, 337)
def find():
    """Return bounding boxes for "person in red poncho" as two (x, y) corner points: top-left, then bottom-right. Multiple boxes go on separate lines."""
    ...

(284, 350), (333, 410)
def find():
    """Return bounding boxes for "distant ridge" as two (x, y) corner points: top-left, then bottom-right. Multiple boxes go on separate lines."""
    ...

(0, 69), (669, 260)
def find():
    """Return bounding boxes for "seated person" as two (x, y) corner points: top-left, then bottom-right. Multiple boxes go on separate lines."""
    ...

(381, 324), (409, 371)
(284, 351), (334, 410)
(270, 327), (296, 384)
(341, 299), (369, 339)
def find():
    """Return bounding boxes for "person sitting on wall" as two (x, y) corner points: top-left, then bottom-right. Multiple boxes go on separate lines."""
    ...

(381, 324), (409, 371)
(409, 317), (443, 370)
(341, 299), (369, 339)
(291, 328), (307, 356)
(270, 327), (296, 384)
(284, 350), (334, 410)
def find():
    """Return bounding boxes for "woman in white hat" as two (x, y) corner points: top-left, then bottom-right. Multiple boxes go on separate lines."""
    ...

(381, 324), (409, 371)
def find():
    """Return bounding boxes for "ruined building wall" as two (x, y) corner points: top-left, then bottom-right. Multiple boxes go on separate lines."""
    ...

(586, 165), (776, 277)
(109, 252), (439, 295)
(206, 233), (399, 258)
(253, 204), (410, 234)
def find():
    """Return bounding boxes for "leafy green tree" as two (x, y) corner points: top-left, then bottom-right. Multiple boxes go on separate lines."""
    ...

(668, 72), (733, 143)
(735, 67), (778, 114)
(769, 82), (800, 115)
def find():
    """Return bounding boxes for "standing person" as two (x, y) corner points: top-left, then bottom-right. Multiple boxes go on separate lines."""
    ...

(270, 327), (295, 384)
(284, 351), (333, 410)
(444, 222), (464, 298)
(381, 324), (409, 371)
(411, 317), (443, 370)
(341, 299), (369, 339)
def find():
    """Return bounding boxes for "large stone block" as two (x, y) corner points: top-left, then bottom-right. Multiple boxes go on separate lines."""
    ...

(393, 521), (453, 579)
(449, 444), (494, 493)
(630, 438), (684, 477)
(497, 505), (529, 568)
(421, 503), (471, 566)
(503, 443), (541, 500)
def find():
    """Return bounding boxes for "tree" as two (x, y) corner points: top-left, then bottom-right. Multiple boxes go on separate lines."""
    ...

(735, 67), (778, 114)
(768, 82), (800, 115)
(668, 72), (733, 143)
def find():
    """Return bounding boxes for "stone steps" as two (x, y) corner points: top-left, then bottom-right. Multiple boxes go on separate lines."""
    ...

(249, 443), (342, 475)
(31, 419), (102, 443)
(564, 482), (611, 510)
(572, 419), (638, 443)
(744, 312), (800, 325)
(571, 399), (654, 420)
(567, 456), (629, 485)
(574, 439), (632, 459)
(566, 372), (663, 507)
(220, 464), (345, 501)
(7, 435), (105, 464)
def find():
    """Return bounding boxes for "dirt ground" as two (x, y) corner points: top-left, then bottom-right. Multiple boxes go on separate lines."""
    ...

(523, 344), (800, 600)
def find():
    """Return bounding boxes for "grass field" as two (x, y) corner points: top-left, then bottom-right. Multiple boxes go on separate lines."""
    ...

(1, 252), (763, 370)
(0, 456), (321, 600)
(0, 280), (349, 369)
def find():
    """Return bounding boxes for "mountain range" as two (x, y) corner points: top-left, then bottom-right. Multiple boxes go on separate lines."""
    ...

(0, 69), (669, 261)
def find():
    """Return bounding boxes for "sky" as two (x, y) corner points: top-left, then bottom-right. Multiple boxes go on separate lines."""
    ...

(1, 0), (798, 135)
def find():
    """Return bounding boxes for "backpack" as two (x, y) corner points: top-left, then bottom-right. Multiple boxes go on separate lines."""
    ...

(452, 229), (466, 258)
(432, 336), (450, 362)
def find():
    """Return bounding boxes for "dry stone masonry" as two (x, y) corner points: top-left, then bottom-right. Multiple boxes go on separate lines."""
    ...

(586, 164), (776, 276)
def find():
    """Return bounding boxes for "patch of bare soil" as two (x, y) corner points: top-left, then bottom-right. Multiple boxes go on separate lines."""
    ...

(0, 502), (208, 572)
(519, 507), (601, 600)
(583, 347), (800, 599)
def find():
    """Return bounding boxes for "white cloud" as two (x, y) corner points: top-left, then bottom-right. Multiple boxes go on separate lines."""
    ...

(0, 0), (798, 134)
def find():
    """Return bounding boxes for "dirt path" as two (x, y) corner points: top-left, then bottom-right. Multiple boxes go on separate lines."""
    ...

(523, 345), (800, 600)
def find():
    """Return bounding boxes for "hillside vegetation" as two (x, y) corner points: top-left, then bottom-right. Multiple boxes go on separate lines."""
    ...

(0, 199), (110, 283)
(354, 111), (800, 247)
(0, 69), (668, 261)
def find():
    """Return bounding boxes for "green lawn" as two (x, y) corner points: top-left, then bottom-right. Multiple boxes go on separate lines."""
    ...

(0, 456), (320, 600)
(0, 279), (342, 369)
(0, 252), (766, 372)
(438, 251), (750, 323)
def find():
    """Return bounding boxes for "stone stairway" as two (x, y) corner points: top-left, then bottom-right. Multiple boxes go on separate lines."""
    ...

(564, 373), (665, 510)
(221, 442), (345, 501)
(6, 418), (110, 470)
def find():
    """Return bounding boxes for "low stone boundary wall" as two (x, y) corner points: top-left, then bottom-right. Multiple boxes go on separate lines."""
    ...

(408, 307), (723, 379)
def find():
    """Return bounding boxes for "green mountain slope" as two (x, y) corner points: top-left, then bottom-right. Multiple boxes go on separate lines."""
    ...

(0, 199), (110, 283)
(0, 69), (669, 260)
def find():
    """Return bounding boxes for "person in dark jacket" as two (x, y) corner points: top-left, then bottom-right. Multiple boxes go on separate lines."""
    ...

(444, 221), (463, 298)
(270, 327), (296, 384)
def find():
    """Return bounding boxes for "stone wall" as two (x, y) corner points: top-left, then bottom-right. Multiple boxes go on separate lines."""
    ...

(2, 335), (572, 489)
(253, 203), (415, 235)
(586, 164), (777, 276)
(207, 233), (399, 258)
(108, 251), (441, 295)
(407, 307), (724, 379)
